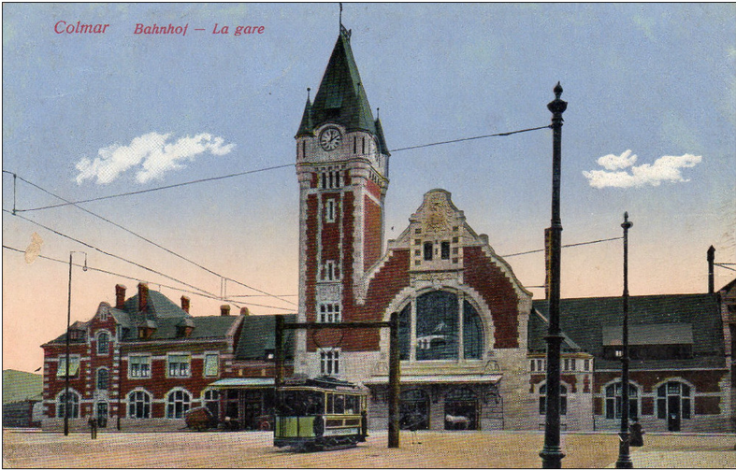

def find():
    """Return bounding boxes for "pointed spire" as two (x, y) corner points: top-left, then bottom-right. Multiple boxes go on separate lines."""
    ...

(375, 110), (390, 157)
(296, 87), (314, 137)
(309, 28), (375, 133)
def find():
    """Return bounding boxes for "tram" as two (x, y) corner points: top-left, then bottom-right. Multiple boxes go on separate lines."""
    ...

(274, 376), (368, 451)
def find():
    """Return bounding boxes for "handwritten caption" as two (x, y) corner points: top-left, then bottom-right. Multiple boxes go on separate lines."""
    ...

(54, 21), (265, 37)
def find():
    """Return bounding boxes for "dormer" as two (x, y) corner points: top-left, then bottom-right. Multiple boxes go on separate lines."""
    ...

(176, 317), (195, 339)
(137, 319), (157, 340)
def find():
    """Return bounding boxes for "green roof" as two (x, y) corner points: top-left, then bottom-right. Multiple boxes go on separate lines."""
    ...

(3, 370), (43, 404)
(235, 314), (297, 360)
(530, 294), (725, 370)
(300, 27), (377, 136)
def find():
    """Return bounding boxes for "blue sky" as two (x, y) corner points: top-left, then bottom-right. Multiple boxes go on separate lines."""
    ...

(3, 3), (735, 373)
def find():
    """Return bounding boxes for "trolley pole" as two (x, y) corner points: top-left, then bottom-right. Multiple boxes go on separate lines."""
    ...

(388, 311), (401, 448)
(540, 83), (567, 468)
(615, 212), (634, 469)
(275, 317), (401, 448)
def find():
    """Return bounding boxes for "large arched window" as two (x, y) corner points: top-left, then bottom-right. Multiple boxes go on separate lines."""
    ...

(56, 390), (80, 418)
(399, 291), (484, 361)
(166, 389), (191, 419)
(128, 390), (151, 419)
(605, 382), (639, 420)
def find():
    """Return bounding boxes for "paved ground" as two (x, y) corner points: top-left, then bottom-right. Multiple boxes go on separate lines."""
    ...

(3, 429), (735, 468)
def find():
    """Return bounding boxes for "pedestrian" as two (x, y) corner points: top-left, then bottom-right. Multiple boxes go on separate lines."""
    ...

(630, 418), (644, 446)
(88, 416), (98, 439)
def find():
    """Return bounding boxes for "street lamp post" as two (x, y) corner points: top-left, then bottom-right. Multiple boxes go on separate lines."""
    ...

(616, 213), (633, 469)
(63, 251), (86, 436)
(540, 82), (567, 469)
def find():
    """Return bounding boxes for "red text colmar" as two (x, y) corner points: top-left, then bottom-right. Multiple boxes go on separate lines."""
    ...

(55, 21), (110, 34)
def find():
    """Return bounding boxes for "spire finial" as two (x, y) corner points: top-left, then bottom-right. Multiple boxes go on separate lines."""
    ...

(339, 3), (343, 28)
(307, 87), (311, 101)
(377, 107), (380, 119)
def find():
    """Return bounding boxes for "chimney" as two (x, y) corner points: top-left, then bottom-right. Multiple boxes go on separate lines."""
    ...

(240, 307), (250, 316)
(708, 245), (716, 294)
(181, 296), (190, 313)
(115, 284), (126, 309)
(138, 283), (149, 312)
(220, 304), (231, 316)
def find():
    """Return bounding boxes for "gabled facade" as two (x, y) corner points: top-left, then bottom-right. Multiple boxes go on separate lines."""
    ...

(41, 283), (245, 432)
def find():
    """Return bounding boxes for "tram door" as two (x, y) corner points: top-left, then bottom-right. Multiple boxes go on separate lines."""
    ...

(399, 389), (429, 430)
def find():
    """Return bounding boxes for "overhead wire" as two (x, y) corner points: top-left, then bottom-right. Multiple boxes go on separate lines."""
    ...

(2, 244), (297, 313)
(4, 172), (296, 307)
(502, 236), (623, 258)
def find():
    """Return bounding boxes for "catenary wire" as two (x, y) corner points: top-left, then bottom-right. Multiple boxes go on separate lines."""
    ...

(2, 244), (297, 313)
(502, 236), (623, 258)
(5, 124), (549, 213)
(3, 208), (217, 299)
(4, 173), (296, 307)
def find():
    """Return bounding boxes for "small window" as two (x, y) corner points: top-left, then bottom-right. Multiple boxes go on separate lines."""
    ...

(318, 303), (342, 323)
(167, 354), (191, 378)
(129, 356), (151, 378)
(97, 368), (109, 390)
(530, 360), (536, 372)
(423, 242), (433, 261)
(320, 348), (340, 376)
(325, 199), (336, 223)
(97, 332), (110, 355)
(441, 241), (450, 260)
(204, 354), (219, 377)
(57, 356), (80, 378)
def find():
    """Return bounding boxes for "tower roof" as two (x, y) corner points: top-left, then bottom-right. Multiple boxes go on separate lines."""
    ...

(299, 26), (377, 136)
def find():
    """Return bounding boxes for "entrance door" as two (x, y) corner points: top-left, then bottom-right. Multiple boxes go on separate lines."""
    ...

(444, 388), (479, 431)
(400, 389), (429, 430)
(667, 396), (681, 432)
(96, 402), (108, 428)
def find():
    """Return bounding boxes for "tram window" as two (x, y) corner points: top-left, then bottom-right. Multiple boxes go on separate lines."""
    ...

(345, 395), (359, 414)
(327, 394), (334, 414)
(281, 390), (324, 416)
(334, 394), (345, 414)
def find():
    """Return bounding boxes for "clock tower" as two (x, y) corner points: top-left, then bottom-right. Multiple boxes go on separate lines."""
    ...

(295, 25), (390, 379)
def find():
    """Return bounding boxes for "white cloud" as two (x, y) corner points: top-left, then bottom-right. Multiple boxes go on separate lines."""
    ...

(583, 150), (702, 189)
(75, 132), (235, 185)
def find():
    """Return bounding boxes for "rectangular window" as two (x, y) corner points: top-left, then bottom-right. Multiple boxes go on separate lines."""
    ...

(129, 355), (151, 378)
(320, 348), (340, 375)
(57, 356), (80, 378)
(204, 354), (219, 377)
(318, 303), (341, 323)
(584, 359), (590, 371)
(167, 354), (191, 378)
(325, 199), (336, 223)
(441, 241), (450, 259)
(530, 360), (536, 372)
(322, 261), (339, 281)
(423, 242), (433, 261)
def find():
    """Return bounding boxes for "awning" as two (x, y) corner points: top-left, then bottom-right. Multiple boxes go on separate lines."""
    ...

(208, 378), (275, 389)
(362, 374), (502, 385)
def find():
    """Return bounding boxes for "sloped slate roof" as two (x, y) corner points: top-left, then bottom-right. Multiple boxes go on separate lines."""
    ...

(2, 370), (43, 404)
(234, 314), (297, 360)
(304, 27), (376, 135)
(530, 294), (725, 370)
(121, 290), (189, 322)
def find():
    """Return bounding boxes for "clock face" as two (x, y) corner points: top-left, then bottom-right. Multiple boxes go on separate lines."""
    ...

(319, 127), (342, 151)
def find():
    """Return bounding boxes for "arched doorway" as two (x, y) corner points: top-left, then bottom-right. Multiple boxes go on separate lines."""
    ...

(400, 389), (429, 430)
(657, 381), (692, 432)
(444, 388), (479, 430)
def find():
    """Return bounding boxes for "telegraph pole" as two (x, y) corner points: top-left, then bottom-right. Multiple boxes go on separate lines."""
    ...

(616, 213), (633, 469)
(540, 82), (567, 468)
